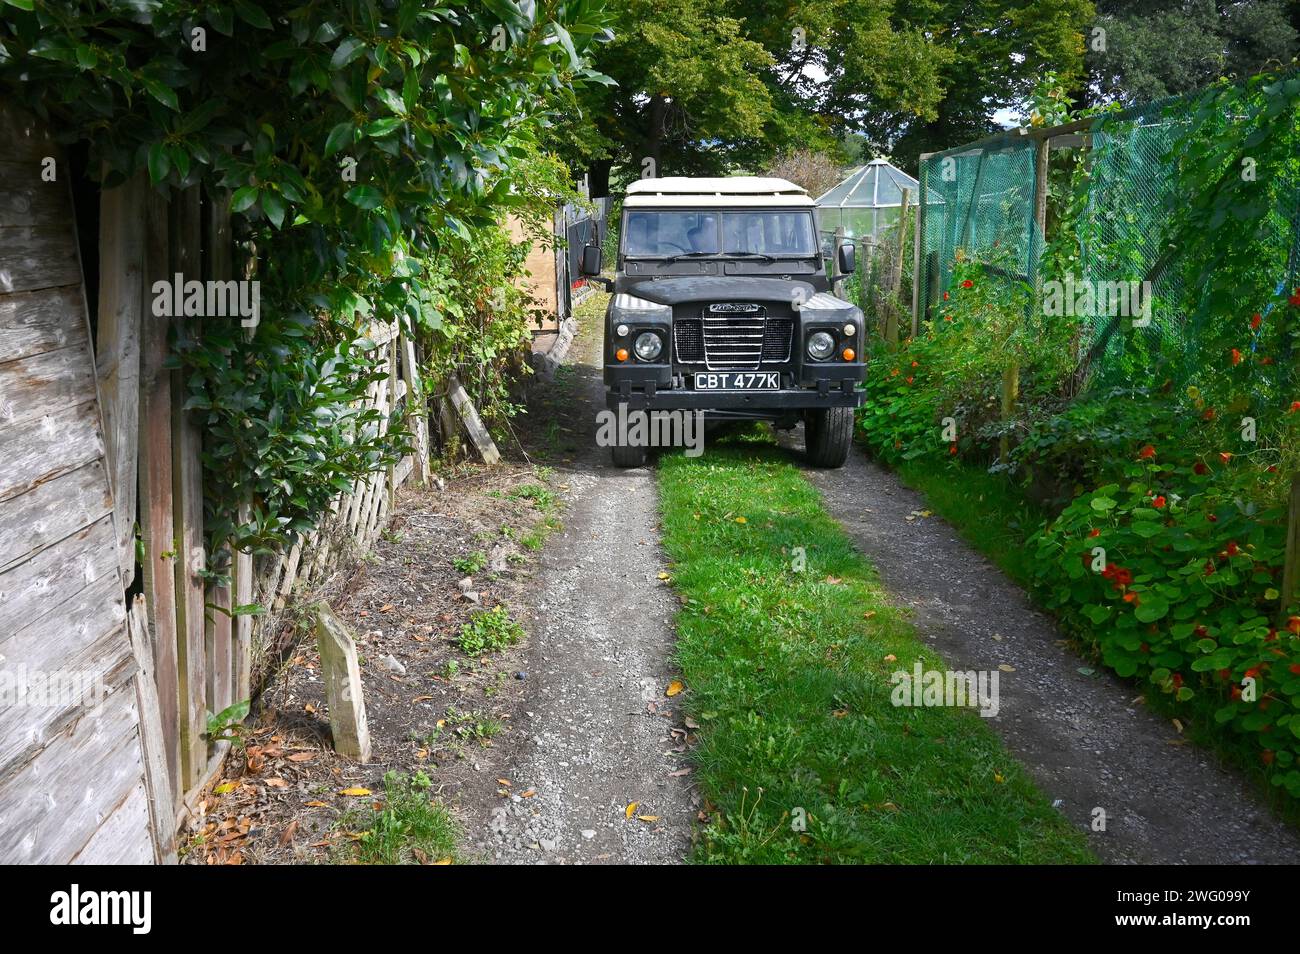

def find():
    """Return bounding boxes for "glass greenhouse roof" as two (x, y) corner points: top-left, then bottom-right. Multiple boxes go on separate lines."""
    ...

(816, 159), (919, 209)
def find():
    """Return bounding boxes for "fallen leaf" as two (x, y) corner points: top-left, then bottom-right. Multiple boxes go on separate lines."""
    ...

(304, 801), (328, 808)
(496, 778), (511, 787)
(734, 516), (747, 524)
(287, 751), (316, 762)
(825, 576), (842, 584)
(412, 695), (434, 703)
(668, 767), (692, 777)
(520, 788), (537, 798)
(665, 680), (684, 697)
(340, 787), (372, 797)
(863, 611), (877, 619)
(265, 777), (288, 788)
(213, 781), (238, 795)
(1172, 718), (1184, 734)
(433, 857), (453, 865)
(994, 773), (1005, 784)
(657, 572), (671, 580)
(637, 815), (660, 822)
(883, 654), (897, 663)
(279, 820), (299, 847)
(625, 801), (639, 819)
(998, 664), (1015, 672)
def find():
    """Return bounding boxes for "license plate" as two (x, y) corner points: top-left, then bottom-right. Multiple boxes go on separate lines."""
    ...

(693, 371), (780, 391)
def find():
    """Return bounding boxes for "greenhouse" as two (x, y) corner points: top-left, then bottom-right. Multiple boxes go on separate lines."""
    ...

(816, 157), (919, 241)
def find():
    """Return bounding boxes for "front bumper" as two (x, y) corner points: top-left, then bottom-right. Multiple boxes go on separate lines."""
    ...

(606, 375), (863, 411)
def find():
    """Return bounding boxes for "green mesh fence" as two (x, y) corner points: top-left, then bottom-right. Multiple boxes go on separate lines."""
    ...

(917, 135), (1043, 323)
(1080, 92), (1300, 400)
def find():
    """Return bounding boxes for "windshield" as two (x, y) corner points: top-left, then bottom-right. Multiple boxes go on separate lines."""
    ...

(623, 210), (816, 257)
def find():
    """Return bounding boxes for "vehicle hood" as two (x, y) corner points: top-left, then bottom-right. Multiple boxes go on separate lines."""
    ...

(628, 277), (817, 306)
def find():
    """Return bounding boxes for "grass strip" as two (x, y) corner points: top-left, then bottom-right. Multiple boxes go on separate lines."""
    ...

(657, 433), (1095, 864)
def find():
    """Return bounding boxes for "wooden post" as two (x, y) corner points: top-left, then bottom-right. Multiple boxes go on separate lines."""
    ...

(204, 186), (233, 721)
(1000, 137), (1050, 462)
(885, 188), (912, 346)
(95, 170), (146, 588)
(171, 184), (207, 791)
(138, 184), (181, 800)
(128, 596), (178, 864)
(399, 332), (430, 484)
(1281, 475), (1300, 621)
(913, 154), (931, 337)
(313, 603), (372, 762)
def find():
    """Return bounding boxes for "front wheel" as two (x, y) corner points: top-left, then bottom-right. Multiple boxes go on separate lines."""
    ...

(611, 442), (648, 468)
(804, 407), (854, 468)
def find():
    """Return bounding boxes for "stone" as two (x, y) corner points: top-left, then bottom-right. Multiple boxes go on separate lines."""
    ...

(312, 602), (372, 763)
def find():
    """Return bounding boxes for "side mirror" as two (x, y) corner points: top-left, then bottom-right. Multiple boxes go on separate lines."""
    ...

(580, 243), (603, 278)
(837, 242), (857, 276)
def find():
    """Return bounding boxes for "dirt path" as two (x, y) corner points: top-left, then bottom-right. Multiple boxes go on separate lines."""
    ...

(808, 448), (1300, 864)
(464, 308), (695, 864)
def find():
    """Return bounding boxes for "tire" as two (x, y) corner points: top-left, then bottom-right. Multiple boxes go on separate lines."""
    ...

(804, 407), (854, 468)
(611, 442), (648, 468)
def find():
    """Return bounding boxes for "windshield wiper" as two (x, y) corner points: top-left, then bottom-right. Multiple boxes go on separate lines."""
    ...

(661, 251), (777, 265)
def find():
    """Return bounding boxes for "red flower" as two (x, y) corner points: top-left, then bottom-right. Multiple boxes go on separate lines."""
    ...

(910, 361), (919, 368)
(949, 443), (958, 455)
(1193, 461), (1209, 475)
(1289, 287), (1300, 307)
(943, 291), (950, 301)
(1113, 568), (1133, 587)
(1152, 495), (1166, 509)
(1204, 561), (1216, 576)
(1231, 684), (1243, 700)
(1101, 564), (1117, 580)
(1286, 617), (1300, 635)
(1218, 452), (1232, 464)
(1225, 541), (1240, 557)
(1123, 591), (1140, 605)
(1171, 673), (1183, 689)
(1231, 348), (1243, 365)
(1088, 528), (1101, 538)
(1202, 408), (1215, 421)
(943, 314), (953, 322)
(1288, 401), (1300, 413)
(1138, 444), (1156, 459)
(1217, 669), (1231, 681)
(1251, 313), (1262, 330)
(1206, 513), (1218, 522)
(1289, 664), (1300, 676)
(961, 279), (973, 289)
(905, 376), (914, 385)
(1262, 750), (1276, 766)
(1245, 665), (1261, 680)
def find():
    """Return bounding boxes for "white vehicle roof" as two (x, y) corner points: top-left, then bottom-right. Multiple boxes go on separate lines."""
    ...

(625, 176), (815, 209)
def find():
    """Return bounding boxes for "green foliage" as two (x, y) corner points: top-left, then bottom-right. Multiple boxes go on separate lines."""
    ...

(344, 770), (459, 865)
(1088, 0), (1298, 106)
(457, 605), (524, 655)
(0, 1), (611, 558)
(452, 552), (488, 575)
(1029, 455), (1300, 798)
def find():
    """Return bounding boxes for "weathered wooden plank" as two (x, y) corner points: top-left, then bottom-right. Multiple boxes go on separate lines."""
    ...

(233, 507), (254, 710)
(128, 595), (178, 864)
(0, 342), (97, 431)
(0, 225), (83, 293)
(171, 184), (207, 792)
(0, 286), (85, 363)
(72, 781), (155, 865)
(205, 558), (233, 719)
(138, 184), (179, 800)
(448, 373), (501, 464)
(0, 691), (143, 864)
(0, 105), (59, 163)
(0, 512), (118, 637)
(313, 603), (371, 762)
(95, 171), (146, 587)
(0, 596), (132, 781)
(0, 397), (102, 504)
(0, 161), (71, 228)
(0, 460), (112, 573)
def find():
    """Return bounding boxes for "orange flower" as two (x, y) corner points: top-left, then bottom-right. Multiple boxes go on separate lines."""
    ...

(1218, 451), (1232, 464)
(948, 443), (958, 455)
(1231, 348), (1243, 365)
(1202, 408), (1215, 421)
(961, 279), (974, 289)
(1288, 401), (1300, 413)
(1251, 313), (1262, 330)
(1289, 287), (1300, 307)
(1138, 444), (1156, 459)
(1152, 495), (1166, 509)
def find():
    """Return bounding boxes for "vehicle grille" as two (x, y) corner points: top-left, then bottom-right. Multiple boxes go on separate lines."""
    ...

(673, 314), (793, 370)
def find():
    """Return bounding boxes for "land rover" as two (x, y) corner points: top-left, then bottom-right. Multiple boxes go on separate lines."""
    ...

(580, 176), (864, 468)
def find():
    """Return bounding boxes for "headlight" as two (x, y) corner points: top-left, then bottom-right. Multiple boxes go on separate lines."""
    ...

(634, 331), (663, 361)
(615, 323), (630, 337)
(843, 323), (856, 337)
(807, 331), (835, 360)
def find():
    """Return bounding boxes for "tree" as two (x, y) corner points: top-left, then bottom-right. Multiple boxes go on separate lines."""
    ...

(1086, 1), (1298, 106)
(865, 0), (1095, 172)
